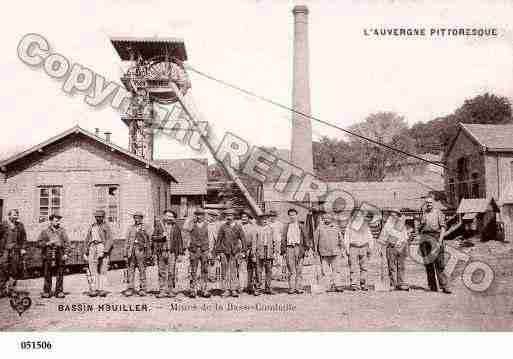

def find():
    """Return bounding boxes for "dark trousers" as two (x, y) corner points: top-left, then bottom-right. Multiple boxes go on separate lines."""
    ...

(246, 257), (257, 291)
(386, 244), (407, 288)
(42, 247), (64, 294)
(0, 248), (21, 292)
(419, 234), (448, 291)
(257, 258), (273, 291)
(127, 247), (146, 291)
(190, 250), (208, 292)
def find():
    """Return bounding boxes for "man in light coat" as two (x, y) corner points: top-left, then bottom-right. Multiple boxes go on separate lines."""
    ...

(379, 209), (410, 291)
(343, 210), (374, 291)
(84, 210), (114, 297)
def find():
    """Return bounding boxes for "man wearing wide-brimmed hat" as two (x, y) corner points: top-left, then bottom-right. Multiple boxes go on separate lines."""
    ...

(188, 208), (211, 298)
(215, 208), (246, 297)
(83, 209), (114, 297)
(123, 211), (150, 297)
(37, 213), (70, 298)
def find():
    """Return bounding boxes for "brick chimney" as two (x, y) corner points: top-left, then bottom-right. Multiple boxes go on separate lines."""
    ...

(104, 131), (112, 143)
(291, 5), (313, 174)
(95, 128), (100, 136)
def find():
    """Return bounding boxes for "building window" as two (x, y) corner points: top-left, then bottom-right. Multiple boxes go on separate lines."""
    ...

(448, 179), (455, 205)
(471, 172), (480, 198)
(95, 185), (119, 224)
(39, 186), (62, 223)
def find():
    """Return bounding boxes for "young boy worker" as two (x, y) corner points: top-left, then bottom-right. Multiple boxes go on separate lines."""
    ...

(314, 212), (345, 293)
(252, 212), (279, 295)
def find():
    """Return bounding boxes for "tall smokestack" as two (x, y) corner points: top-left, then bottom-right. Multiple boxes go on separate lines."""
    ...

(291, 5), (314, 174)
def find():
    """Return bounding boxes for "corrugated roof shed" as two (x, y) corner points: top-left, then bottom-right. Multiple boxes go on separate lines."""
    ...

(157, 158), (208, 195)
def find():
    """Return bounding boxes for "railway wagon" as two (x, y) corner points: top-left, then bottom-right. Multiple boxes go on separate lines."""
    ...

(20, 238), (127, 279)
(20, 219), (187, 279)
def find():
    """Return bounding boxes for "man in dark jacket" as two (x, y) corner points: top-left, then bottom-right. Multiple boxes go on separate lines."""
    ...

(188, 208), (211, 298)
(37, 214), (70, 298)
(216, 208), (245, 297)
(152, 209), (184, 298)
(281, 208), (311, 294)
(123, 212), (151, 297)
(0, 209), (27, 297)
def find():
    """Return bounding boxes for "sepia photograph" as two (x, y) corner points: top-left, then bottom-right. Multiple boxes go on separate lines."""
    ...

(0, 1), (512, 351)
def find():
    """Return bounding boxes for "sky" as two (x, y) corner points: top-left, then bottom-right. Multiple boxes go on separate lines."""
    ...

(1, 0), (513, 161)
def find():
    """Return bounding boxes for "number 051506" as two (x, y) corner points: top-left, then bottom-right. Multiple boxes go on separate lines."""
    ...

(20, 341), (52, 350)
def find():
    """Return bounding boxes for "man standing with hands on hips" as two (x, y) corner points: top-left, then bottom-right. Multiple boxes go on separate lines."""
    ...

(84, 210), (113, 297)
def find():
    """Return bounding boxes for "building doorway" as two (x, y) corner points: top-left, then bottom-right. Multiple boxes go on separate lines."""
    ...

(0, 199), (3, 221)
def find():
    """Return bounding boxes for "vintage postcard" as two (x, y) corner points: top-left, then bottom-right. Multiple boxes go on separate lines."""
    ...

(0, 0), (512, 341)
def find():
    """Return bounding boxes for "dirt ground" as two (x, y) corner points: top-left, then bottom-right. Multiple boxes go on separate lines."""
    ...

(1, 241), (512, 331)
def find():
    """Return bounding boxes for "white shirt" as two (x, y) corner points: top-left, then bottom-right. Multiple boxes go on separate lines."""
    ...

(287, 222), (301, 245)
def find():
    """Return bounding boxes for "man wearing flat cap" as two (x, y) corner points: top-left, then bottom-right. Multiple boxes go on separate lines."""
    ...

(216, 208), (246, 297)
(83, 209), (114, 297)
(206, 210), (220, 284)
(0, 209), (27, 297)
(253, 212), (279, 295)
(281, 208), (312, 294)
(37, 214), (70, 298)
(188, 208), (211, 298)
(152, 209), (184, 298)
(240, 210), (257, 294)
(123, 211), (150, 297)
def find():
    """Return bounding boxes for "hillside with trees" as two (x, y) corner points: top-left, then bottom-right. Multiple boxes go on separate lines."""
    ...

(314, 93), (513, 181)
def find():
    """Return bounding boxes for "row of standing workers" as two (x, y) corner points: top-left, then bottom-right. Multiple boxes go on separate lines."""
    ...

(0, 195), (451, 299)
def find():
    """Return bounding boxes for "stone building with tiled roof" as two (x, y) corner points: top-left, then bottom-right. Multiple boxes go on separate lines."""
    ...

(0, 126), (176, 241)
(443, 122), (513, 241)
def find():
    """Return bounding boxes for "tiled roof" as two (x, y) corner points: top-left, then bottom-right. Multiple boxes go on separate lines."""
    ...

(0, 126), (176, 182)
(263, 181), (440, 211)
(461, 123), (513, 151)
(157, 158), (208, 195)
